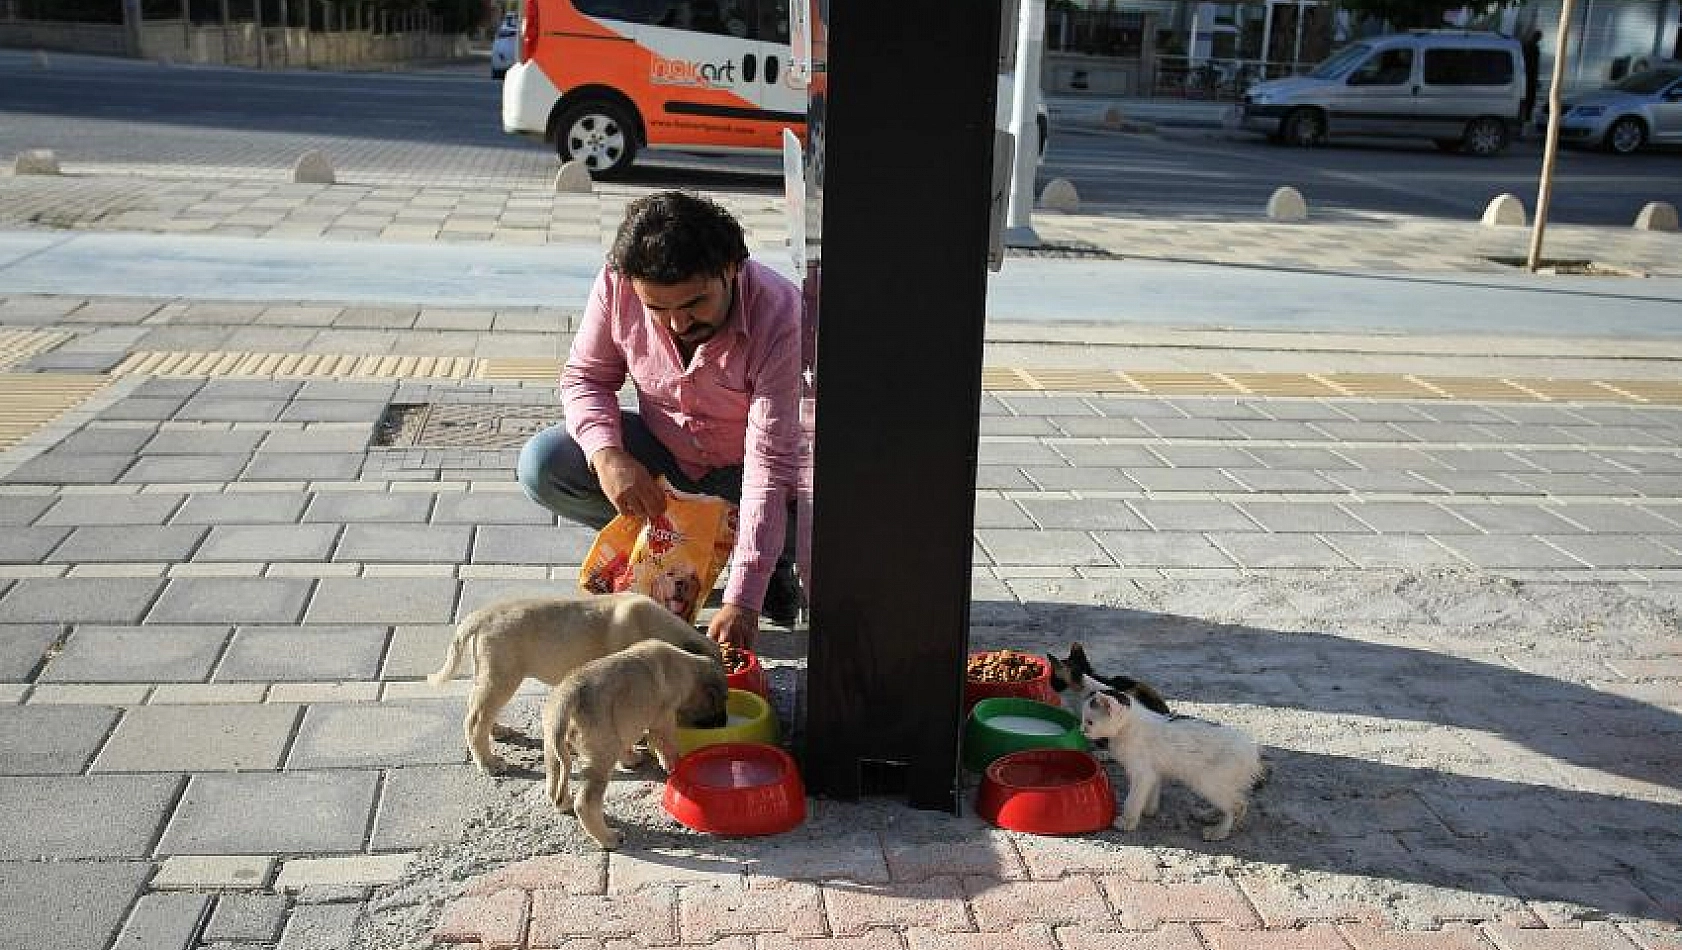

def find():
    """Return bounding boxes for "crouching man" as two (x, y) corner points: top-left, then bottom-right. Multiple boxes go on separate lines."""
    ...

(517, 191), (802, 649)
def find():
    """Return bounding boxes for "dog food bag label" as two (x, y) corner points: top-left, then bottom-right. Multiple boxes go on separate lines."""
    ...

(579, 479), (737, 623)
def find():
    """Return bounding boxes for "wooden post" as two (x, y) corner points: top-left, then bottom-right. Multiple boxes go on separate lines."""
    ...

(1527, 0), (1578, 271)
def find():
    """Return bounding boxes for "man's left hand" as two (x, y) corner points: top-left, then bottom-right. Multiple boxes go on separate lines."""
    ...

(708, 603), (759, 651)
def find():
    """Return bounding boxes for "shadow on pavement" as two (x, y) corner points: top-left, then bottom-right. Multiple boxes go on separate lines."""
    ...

(969, 570), (1682, 923)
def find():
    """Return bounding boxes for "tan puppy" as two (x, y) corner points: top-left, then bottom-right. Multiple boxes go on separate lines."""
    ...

(428, 592), (722, 773)
(543, 639), (729, 850)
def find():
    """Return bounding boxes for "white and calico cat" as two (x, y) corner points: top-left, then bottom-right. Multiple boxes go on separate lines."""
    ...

(1045, 642), (1172, 714)
(1080, 686), (1263, 841)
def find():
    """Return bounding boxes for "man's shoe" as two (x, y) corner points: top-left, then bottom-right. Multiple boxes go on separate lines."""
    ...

(761, 561), (802, 628)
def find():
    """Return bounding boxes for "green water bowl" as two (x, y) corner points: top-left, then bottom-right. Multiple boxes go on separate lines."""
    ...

(963, 696), (1089, 773)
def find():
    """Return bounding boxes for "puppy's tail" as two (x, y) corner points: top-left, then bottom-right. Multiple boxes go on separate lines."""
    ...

(543, 690), (577, 807)
(426, 624), (476, 687)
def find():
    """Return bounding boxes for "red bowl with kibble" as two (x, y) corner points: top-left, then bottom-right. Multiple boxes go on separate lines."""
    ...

(663, 742), (806, 837)
(721, 644), (768, 698)
(975, 748), (1115, 835)
(964, 650), (1059, 715)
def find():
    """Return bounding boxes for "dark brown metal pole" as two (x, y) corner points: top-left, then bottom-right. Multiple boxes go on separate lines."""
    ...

(800, 0), (1002, 811)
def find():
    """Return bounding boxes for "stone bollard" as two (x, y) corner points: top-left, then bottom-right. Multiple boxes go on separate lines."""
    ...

(1266, 186), (1308, 221)
(1633, 201), (1679, 232)
(14, 149), (60, 176)
(1038, 178), (1080, 214)
(292, 150), (335, 185)
(1101, 106), (1126, 130)
(1481, 193), (1527, 227)
(35, 50), (49, 69)
(553, 160), (593, 194)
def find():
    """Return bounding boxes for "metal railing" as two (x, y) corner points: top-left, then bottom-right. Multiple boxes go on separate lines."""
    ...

(1152, 55), (1308, 100)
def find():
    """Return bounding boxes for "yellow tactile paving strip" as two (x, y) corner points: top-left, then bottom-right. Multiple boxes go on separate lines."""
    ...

(476, 357), (563, 382)
(0, 330), (74, 371)
(0, 373), (112, 451)
(88, 351), (1682, 406)
(112, 351), (478, 380)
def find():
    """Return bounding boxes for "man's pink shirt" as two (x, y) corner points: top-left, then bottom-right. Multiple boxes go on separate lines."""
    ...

(561, 259), (802, 612)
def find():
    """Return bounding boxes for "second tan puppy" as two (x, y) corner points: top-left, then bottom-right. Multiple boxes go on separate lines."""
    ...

(428, 592), (722, 773)
(543, 639), (728, 849)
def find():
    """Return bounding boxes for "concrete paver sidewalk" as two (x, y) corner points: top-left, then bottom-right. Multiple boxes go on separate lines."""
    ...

(0, 173), (1679, 950)
(4, 170), (1680, 277)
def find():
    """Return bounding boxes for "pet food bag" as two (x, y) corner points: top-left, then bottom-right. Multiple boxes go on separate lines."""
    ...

(579, 479), (738, 624)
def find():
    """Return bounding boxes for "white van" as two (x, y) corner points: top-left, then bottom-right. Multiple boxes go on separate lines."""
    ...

(1236, 31), (1525, 155)
(501, 0), (1045, 178)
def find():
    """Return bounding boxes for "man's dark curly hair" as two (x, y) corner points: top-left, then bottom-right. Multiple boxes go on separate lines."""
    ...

(608, 191), (749, 284)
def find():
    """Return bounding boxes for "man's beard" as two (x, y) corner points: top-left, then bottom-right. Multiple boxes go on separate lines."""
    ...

(676, 323), (718, 345)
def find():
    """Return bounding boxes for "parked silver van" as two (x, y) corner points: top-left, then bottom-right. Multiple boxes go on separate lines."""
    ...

(1235, 31), (1525, 155)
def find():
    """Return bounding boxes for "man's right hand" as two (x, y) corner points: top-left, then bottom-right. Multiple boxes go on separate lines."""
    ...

(592, 447), (667, 522)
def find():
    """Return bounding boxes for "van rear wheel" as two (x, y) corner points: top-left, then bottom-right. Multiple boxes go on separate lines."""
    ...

(1281, 108), (1325, 147)
(1459, 117), (1509, 156)
(555, 100), (638, 180)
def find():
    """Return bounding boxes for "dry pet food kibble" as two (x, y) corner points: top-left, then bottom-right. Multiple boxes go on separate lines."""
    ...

(721, 643), (750, 674)
(967, 649), (1041, 683)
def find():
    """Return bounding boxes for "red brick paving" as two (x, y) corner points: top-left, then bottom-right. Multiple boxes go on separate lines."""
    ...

(525, 887), (677, 947)
(1056, 923), (1209, 949)
(679, 881), (826, 942)
(1101, 876), (1264, 929)
(1480, 923), (1646, 950)
(1199, 922), (1355, 949)
(1337, 923), (1494, 950)
(964, 875), (1115, 930)
(466, 855), (608, 897)
(823, 877), (972, 936)
(432, 888), (529, 949)
(431, 861), (1678, 949)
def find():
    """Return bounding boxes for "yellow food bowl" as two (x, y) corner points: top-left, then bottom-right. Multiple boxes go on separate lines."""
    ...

(676, 688), (778, 755)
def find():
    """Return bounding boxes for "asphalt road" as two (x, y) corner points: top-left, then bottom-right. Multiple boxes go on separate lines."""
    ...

(0, 49), (780, 189)
(1042, 121), (1682, 226)
(2, 49), (1678, 224)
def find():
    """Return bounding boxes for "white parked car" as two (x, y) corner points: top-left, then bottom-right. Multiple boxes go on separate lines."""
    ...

(1544, 64), (1682, 154)
(490, 14), (518, 80)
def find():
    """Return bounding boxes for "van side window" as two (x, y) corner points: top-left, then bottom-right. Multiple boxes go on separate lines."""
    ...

(661, 0), (733, 35)
(576, 0), (668, 24)
(576, 0), (779, 40)
(1423, 48), (1515, 85)
(756, 0), (790, 43)
(1349, 48), (1413, 86)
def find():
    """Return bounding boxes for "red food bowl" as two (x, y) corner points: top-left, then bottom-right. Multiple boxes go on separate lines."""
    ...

(975, 748), (1115, 835)
(725, 647), (768, 699)
(964, 651), (1060, 715)
(663, 742), (806, 837)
